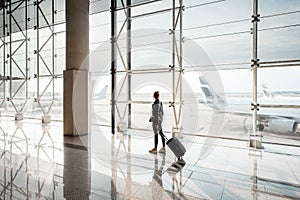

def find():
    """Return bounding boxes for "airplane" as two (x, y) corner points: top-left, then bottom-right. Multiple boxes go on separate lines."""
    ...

(261, 84), (273, 98)
(29, 84), (108, 112)
(198, 76), (300, 134)
(93, 85), (108, 100)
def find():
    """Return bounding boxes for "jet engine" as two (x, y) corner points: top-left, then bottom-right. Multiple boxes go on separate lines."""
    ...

(268, 119), (298, 134)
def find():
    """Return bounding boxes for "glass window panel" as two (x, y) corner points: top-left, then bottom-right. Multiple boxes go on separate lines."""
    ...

(0, 0), (65, 120)
(0, 10), (4, 37)
(90, 0), (161, 15)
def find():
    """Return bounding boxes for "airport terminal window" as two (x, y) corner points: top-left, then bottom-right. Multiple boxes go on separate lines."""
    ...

(0, 0), (298, 145)
(0, 0), (65, 121)
(90, 0), (300, 146)
(0, 1), (299, 199)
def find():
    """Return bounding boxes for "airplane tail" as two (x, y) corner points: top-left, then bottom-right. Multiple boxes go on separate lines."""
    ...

(199, 76), (226, 110)
(262, 84), (273, 98)
(95, 85), (108, 99)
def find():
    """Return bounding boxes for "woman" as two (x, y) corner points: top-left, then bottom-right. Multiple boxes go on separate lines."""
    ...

(149, 91), (166, 154)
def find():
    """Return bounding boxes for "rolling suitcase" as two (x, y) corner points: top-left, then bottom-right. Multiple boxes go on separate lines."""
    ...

(160, 131), (186, 159)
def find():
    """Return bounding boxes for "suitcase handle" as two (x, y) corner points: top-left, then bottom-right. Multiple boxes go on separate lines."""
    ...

(159, 130), (168, 141)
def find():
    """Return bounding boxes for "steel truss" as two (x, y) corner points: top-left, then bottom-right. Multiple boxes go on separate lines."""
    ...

(250, 0), (300, 148)
(0, 0), (64, 122)
(2, 0), (30, 120)
(35, 0), (60, 123)
(171, 0), (184, 136)
(0, 6), (6, 110)
(111, 0), (184, 135)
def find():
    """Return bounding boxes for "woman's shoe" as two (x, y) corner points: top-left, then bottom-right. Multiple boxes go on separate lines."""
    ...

(149, 148), (157, 154)
(159, 147), (166, 154)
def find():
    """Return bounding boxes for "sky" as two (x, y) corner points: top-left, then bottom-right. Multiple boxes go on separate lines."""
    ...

(89, 0), (300, 94)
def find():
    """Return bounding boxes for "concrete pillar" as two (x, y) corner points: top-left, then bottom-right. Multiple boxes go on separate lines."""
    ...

(64, 0), (89, 136)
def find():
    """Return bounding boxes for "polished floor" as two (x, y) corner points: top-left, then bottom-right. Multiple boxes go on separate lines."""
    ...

(0, 117), (300, 199)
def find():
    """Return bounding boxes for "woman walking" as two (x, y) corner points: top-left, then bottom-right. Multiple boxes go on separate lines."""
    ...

(149, 91), (166, 154)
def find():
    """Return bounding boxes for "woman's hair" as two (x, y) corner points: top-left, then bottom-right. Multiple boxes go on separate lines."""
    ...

(153, 91), (159, 99)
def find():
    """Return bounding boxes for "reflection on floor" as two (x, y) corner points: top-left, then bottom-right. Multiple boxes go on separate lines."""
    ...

(0, 117), (300, 199)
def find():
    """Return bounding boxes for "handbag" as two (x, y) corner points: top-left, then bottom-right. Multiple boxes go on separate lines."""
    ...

(149, 116), (153, 122)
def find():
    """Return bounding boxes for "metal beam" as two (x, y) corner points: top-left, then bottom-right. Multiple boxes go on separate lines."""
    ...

(0, 4), (6, 108)
(259, 104), (300, 109)
(127, 0), (132, 129)
(170, 0), (184, 137)
(111, 0), (117, 134)
(250, 0), (261, 148)
(115, 0), (162, 11)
